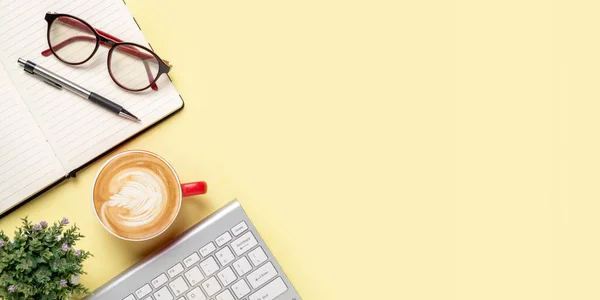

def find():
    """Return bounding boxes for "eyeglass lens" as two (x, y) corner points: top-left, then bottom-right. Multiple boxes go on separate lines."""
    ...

(49, 16), (97, 64)
(109, 44), (160, 91)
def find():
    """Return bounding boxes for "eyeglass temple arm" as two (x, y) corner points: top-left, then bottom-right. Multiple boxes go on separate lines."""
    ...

(96, 28), (172, 69)
(41, 19), (166, 90)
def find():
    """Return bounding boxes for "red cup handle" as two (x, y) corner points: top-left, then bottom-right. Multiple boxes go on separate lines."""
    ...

(181, 181), (208, 197)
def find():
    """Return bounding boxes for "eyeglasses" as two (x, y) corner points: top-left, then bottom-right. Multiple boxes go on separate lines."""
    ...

(41, 13), (171, 92)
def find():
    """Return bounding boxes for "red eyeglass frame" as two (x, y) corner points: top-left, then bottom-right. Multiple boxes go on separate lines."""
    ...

(41, 12), (172, 92)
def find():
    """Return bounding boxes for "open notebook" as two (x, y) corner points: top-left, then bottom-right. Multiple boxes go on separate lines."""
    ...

(0, 0), (184, 214)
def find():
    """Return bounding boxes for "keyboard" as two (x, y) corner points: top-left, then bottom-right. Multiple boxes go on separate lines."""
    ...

(86, 200), (301, 300)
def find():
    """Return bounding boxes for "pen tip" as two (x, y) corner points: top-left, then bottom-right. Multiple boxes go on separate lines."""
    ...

(119, 109), (141, 122)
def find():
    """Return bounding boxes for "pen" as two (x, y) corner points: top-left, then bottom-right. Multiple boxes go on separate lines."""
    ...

(17, 58), (141, 122)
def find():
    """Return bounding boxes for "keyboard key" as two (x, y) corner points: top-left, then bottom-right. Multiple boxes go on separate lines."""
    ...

(122, 295), (135, 300)
(187, 287), (207, 300)
(249, 277), (288, 300)
(135, 284), (152, 298)
(184, 266), (205, 286)
(202, 276), (221, 296)
(216, 232), (232, 246)
(200, 257), (220, 276)
(216, 246), (235, 266)
(169, 276), (189, 297)
(217, 267), (237, 286)
(232, 257), (253, 276)
(231, 280), (251, 298)
(199, 242), (216, 257)
(248, 247), (268, 266)
(231, 221), (248, 236)
(231, 232), (258, 256)
(168, 263), (185, 278)
(184, 252), (201, 267)
(247, 262), (278, 289)
(152, 273), (169, 288)
(216, 289), (235, 300)
(154, 286), (174, 300)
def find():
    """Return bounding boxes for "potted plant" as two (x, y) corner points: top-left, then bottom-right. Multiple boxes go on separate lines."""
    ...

(0, 217), (92, 300)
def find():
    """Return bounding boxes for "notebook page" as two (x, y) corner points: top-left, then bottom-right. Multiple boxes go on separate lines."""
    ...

(0, 0), (183, 172)
(0, 62), (65, 213)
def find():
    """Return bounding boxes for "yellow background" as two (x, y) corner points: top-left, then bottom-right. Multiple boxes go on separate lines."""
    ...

(2, 0), (600, 299)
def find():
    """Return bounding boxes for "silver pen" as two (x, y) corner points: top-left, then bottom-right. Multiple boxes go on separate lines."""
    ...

(17, 58), (140, 122)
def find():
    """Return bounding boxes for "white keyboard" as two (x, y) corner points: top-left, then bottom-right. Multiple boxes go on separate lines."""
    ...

(86, 200), (301, 300)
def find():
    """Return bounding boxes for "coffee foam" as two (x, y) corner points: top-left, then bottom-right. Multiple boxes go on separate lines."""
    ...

(93, 152), (180, 240)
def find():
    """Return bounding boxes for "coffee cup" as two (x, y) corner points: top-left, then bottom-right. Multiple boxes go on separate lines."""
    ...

(92, 150), (207, 241)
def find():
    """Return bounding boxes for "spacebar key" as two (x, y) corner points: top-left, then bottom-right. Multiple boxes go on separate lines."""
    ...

(249, 277), (288, 300)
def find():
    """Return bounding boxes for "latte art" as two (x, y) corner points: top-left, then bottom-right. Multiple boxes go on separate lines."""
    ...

(93, 151), (181, 240)
(101, 170), (166, 229)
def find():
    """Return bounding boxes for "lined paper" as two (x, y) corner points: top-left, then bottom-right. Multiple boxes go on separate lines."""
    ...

(0, 65), (64, 213)
(0, 0), (183, 172)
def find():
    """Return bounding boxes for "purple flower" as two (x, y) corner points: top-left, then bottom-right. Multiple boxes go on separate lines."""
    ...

(7, 285), (15, 293)
(61, 243), (69, 251)
(74, 249), (81, 257)
(59, 280), (67, 287)
(40, 221), (48, 228)
(0, 240), (4, 247)
(33, 224), (41, 231)
(61, 217), (69, 225)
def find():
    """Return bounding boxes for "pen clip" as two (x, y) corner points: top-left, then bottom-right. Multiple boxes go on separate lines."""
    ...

(23, 62), (35, 74)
